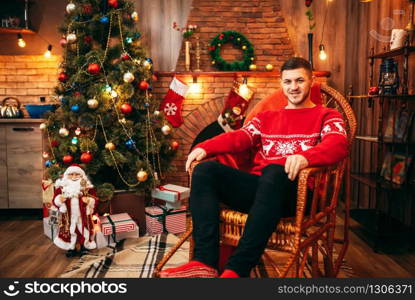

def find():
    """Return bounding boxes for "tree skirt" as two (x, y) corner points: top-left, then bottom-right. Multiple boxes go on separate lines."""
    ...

(60, 234), (354, 278)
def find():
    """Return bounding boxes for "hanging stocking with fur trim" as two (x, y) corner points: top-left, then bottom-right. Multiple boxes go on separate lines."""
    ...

(159, 77), (189, 127)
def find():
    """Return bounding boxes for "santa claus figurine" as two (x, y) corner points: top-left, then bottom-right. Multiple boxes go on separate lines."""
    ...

(52, 164), (98, 257)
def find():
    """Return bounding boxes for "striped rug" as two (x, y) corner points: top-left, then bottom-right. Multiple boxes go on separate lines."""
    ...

(60, 234), (189, 278)
(60, 233), (353, 278)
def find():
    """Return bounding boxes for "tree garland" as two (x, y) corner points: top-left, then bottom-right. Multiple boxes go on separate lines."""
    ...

(209, 31), (255, 71)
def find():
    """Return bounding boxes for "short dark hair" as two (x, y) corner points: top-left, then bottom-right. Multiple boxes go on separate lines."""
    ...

(281, 57), (312, 77)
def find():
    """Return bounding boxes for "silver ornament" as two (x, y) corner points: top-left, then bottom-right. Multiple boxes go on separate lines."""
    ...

(123, 72), (135, 83)
(59, 127), (69, 137)
(66, 3), (76, 14)
(154, 110), (160, 116)
(161, 124), (171, 135)
(39, 123), (47, 130)
(87, 98), (99, 109)
(66, 33), (77, 43)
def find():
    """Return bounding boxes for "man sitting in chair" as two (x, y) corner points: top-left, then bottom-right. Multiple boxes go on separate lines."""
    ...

(160, 57), (348, 278)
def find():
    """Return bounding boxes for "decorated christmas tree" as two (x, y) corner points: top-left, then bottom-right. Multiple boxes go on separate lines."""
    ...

(41, 0), (176, 201)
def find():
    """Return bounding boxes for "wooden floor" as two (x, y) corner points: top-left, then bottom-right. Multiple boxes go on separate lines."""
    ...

(1, 215), (415, 277)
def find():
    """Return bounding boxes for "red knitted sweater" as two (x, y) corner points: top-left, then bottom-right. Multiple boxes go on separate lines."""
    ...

(197, 105), (348, 175)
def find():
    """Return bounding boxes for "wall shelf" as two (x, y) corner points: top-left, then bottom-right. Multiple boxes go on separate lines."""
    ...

(0, 27), (35, 34)
(369, 46), (415, 59)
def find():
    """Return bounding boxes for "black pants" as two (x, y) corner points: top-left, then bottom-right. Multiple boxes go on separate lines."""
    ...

(189, 161), (297, 277)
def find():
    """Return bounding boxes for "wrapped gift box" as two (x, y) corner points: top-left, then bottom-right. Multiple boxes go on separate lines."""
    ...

(94, 227), (139, 249)
(95, 213), (139, 248)
(145, 205), (186, 235)
(43, 216), (59, 240)
(151, 184), (190, 209)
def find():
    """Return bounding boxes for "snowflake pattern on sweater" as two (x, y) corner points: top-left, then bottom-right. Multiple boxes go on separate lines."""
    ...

(198, 105), (348, 175)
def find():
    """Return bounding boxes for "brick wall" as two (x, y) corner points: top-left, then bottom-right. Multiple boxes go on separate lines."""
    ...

(0, 55), (59, 116)
(176, 0), (294, 72)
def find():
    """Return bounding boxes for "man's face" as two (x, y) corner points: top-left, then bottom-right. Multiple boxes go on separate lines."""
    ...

(67, 172), (81, 181)
(281, 68), (313, 108)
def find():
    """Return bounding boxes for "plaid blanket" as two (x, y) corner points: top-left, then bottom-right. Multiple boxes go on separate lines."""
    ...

(60, 233), (353, 278)
(60, 234), (189, 278)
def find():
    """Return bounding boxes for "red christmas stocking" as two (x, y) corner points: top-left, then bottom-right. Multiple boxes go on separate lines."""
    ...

(159, 77), (189, 127)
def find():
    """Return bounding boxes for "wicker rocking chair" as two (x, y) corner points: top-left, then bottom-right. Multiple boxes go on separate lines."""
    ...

(153, 83), (357, 278)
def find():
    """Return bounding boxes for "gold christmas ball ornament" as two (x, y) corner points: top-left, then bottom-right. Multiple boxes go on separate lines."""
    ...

(249, 64), (257, 71)
(66, 33), (77, 43)
(242, 45), (247, 50)
(131, 11), (139, 22)
(143, 60), (152, 70)
(137, 170), (148, 182)
(154, 110), (160, 116)
(105, 142), (116, 151)
(66, 3), (76, 14)
(59, 127), (69, 137)
(211, 60), (216, 65)
(42, 152), (49, 159)
(265, 64), (274, 71)
(237, 38), (241, 41)
(232, 106), (242, 116)
(119, 118), (127, 124)
(161, 124), (172, 135)
(123, 72), (135, 83)
(39, 123), (47, 130)
(87, 98), (99, 109)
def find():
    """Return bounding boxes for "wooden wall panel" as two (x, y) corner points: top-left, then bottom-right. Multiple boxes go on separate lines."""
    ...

(0, 126), (7, 208)
(280, 0), (348, 93)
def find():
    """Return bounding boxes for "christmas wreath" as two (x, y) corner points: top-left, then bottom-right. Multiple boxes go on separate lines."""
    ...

(209, 31), (255, 71)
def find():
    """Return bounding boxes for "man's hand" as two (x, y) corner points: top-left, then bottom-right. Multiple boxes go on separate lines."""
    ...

(185, 148), (207, 172)
(284, 154), (309, 181)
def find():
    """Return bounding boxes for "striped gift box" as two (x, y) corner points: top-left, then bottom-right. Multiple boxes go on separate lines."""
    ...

(99, 213), (137, 235)
(145, 206), (186, 235)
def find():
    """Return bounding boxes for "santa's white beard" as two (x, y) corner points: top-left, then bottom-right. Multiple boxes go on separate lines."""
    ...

(61, 179), (83, 199)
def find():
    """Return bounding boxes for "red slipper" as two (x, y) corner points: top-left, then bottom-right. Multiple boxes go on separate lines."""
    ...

(219, 269), (240, 278)
(159, 260), (218, 278)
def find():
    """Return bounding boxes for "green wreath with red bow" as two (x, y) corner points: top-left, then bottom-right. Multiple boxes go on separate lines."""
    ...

(208, 31), (255, 71)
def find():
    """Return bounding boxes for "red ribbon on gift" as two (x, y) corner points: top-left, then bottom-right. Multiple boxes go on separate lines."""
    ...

(158, 185), (181, 202)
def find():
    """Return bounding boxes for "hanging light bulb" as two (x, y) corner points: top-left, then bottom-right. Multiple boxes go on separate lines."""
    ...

(17, 33), (26, 48)
(44, 45), (52, 58)
(319, 44), (327, 60)
(239, 77), (250, 99)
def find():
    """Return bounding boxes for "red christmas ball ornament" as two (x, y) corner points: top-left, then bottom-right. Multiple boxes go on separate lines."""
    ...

(59, 37), (67, 47)
(83, 35), (92, 44)
(305, 0), (313, 7)
(74, 91), (81, 97)
(51, 140), (59, 147)
(171, 141), (179, 150)
(87, 63), (101, 75)
(120, 103), (133, 115)
(138, 80), (149, 91)
(108, 0), (119, 8)
(121, 52), (130, 61)
(80, 152), (93, 164)
(58, 72), (69, 82)
(82, 3), (93, 14)
(62, 154), (74, 164)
